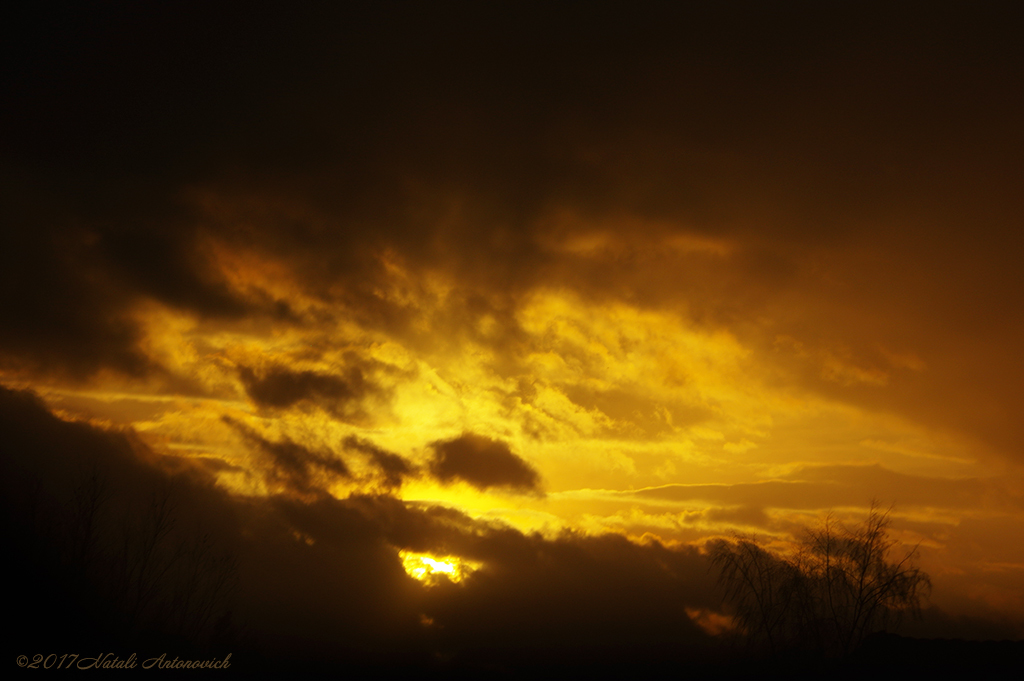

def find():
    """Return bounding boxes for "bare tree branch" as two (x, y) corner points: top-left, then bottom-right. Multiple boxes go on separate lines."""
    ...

(710, 505), (930, 658)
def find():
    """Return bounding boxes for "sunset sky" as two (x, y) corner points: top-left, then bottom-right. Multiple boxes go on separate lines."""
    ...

(3, 2), (1023, 664)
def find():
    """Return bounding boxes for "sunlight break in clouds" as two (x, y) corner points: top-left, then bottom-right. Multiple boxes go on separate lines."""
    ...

(400, 551), (482, 584)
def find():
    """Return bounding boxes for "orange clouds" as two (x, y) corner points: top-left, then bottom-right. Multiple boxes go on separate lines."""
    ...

(4, 3), (1024, 665)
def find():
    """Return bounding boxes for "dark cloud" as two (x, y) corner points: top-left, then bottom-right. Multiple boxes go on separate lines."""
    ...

(429, 432), (542, 494)
(420, 533), (714, 667)
(226, 416), (349, 496)
(0, 384), (719, 670)
(343, 435), (418, 489)
(268, 492), (719, 668)
(0, 179), (282, 382)
(0, 188), (150, 379)
(238, 360), (382, 420)
(239, 365), (356, 408)
(99, 224), (249, 318)
(3, 4), (1024, 466)
(4, 383), (1016, 671)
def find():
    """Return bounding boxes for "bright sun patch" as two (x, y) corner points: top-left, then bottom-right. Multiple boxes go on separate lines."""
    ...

(400, 551), (482, 584)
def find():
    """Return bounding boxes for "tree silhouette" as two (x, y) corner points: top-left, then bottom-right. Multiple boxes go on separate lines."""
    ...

(709, 535), (800, 656)
(108, 477), (239, 643)
(709, 505), (930, 658)
(19, 462), (238, 648)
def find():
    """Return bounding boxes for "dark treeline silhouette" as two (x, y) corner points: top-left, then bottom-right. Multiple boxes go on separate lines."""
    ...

(709, 505), (930, 661)
(2, 391), (238, 655)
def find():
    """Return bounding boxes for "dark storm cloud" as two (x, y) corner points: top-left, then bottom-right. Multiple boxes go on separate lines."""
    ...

(343, 435), (418, 488)
(100, 225), (249, 318)
(0, 178), (278, 380)
(0, 189), (151, 378)
(4, 1), (1024, 446)
(429, 432), (542, 494)
(238, 363), (378, 412)
(419, 532), (715, 667)
(6, 3), (1022, 245)
(226, 416), (349, 496)
(269, 492), (719, 667)
(0, 383), (722, 669)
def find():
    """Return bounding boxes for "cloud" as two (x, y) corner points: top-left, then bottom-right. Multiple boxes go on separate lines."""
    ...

(0, 182), (273, 382)
(99, 225), (250, 318)
(428, 432), (542, 494)
(4, 2), (1024, 657)
(270, 492), (718, 666)
(237, 360), (384, 423)
(0, 383), (722, 669)
(417, 532), (715, 667)
(6, 382), (1021, 672)
(227, 417), (349, 496)
(0, 194), (150, 379)
(343, 435), (418, 488)
(4, 2), (1023, 472)
(624, 464), (1012, 520)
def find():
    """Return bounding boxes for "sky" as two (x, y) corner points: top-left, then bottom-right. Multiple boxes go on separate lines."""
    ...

(3, 1), (1024, 668)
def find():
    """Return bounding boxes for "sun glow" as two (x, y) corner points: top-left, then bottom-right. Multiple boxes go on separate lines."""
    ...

(400, 551), (482, 584)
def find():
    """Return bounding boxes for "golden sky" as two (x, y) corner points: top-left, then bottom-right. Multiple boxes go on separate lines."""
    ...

(3, 2), (1023, 661)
